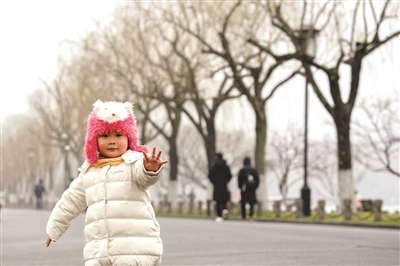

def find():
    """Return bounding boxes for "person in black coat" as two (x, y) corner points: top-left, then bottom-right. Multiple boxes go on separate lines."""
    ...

(238, 157), (259, 220)
(34, 179), (46, 209)
(208, 152), (232, 221)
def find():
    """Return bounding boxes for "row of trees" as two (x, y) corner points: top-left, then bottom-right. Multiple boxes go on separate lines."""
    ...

(2, 0), (399, 211)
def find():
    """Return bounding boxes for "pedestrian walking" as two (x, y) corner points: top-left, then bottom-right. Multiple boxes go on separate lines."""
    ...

(45, 100), (168, 266)
(208, 152), (232, 222)
(34, 179), (45, 209)
(238, 157), (259, 221)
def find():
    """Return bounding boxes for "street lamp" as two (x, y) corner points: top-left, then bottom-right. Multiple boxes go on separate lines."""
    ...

(297, 26), (319, 216)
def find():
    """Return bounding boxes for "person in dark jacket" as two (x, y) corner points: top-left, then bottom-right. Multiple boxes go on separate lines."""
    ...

(34, 179), (46, 209)
(208, 152), (232, 222)
(238, 157), (259, 221)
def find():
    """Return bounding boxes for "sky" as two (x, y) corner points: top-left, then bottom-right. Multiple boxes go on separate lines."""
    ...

(0, 0), (117, 121)
(1, 1), (399, 209)
(1, 1), (398, 122)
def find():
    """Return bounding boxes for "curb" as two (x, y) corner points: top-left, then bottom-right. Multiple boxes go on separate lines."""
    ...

(253, 218), (400, 229)
(156, 214), (400, 229)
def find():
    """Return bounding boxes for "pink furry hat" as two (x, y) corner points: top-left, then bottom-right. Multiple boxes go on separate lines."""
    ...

(85, 100), (149, 164)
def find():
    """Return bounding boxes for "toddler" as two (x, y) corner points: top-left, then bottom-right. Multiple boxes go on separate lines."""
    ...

(45, 100), (168, 266)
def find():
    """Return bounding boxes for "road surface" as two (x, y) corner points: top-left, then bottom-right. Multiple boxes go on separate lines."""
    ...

(2, 208), (398, 265)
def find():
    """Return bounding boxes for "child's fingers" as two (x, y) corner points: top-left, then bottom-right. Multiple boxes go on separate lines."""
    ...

(142, 151), (149, 161)
(159, 159), (168, 165)
(46, 237), (52, 247)
(156, 150), (162, 160)
(144, 148), (167, 166)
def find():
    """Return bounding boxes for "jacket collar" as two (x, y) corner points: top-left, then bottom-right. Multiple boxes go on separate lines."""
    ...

(78, 150), (143, 174)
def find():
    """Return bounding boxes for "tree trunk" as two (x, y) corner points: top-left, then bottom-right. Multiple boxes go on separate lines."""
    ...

(168, 180), (179, 210)
(334, 108), (355, 213)
(254, 102), (268, 210)
(166, 145), (179, 209)
(204, 119), (217, 201)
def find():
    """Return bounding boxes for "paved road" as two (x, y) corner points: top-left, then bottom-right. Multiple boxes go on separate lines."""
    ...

(1, 208), (399, 265)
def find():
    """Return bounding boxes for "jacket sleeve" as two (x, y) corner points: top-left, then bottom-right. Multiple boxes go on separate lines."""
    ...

(46, 175), (87, 241)
(132, 156), (164, 190)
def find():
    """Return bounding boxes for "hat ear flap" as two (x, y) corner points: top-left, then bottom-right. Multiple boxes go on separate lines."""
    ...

(85, 137), (99, 164)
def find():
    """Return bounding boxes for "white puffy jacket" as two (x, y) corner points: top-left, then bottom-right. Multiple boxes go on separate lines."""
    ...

(46, 150), (163, 266)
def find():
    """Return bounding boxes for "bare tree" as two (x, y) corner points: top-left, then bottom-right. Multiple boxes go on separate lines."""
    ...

(26, 32), (133, 195)
(178, 124), (208, 190)
(307, 136), (339, 209)
(164, 1), (300, 209)
(2, 113), (62, 205)
(88, 2), (264, 207)
(264, 0), (400, 211)
(352, 96), (399, 177)
(2, 115), (35, 195)
(268, 126), (304, 208)
(71, 4), (187, 207)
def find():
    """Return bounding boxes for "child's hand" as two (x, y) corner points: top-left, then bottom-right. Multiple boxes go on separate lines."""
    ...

(46, 237), (52, 247)
(143, 147), (168, 171)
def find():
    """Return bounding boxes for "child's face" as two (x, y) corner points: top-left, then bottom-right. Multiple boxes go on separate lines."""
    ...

(97, 131), (128, 158)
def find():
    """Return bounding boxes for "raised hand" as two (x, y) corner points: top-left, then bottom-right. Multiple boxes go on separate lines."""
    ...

(142, 146), (168, 171)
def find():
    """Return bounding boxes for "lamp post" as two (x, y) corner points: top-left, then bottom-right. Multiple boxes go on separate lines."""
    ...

(298, 26), (319, 216)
